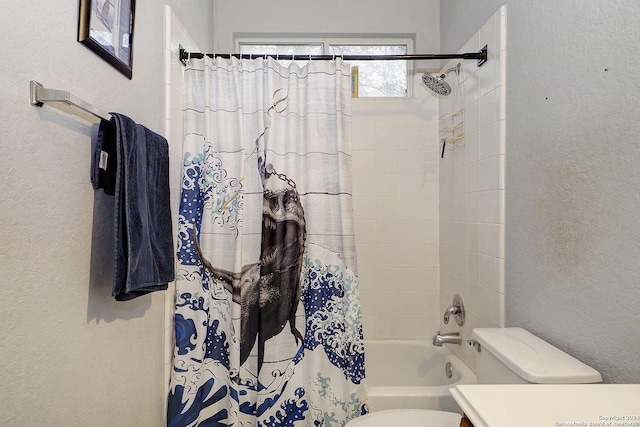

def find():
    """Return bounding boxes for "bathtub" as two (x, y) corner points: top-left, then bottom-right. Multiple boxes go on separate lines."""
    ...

(364, 340), (477, 414)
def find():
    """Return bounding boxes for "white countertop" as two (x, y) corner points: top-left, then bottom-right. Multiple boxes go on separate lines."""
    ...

(450, 384), (640, 427)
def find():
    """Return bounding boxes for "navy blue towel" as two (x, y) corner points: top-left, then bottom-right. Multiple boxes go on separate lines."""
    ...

(109, 113), (175, 301)
(90, 119), (117, 195)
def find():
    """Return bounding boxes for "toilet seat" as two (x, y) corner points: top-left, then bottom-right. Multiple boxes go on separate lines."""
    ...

(345, 409), (462, 427)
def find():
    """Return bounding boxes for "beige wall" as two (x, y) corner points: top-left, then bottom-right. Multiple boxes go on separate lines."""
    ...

(0, 2), (169, 425)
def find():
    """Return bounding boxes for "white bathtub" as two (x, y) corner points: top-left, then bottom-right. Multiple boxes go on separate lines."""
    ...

(364, 340), (477, 414)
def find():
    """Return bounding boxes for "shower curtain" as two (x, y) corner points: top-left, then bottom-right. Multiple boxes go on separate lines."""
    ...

(167, 56), (367, 427)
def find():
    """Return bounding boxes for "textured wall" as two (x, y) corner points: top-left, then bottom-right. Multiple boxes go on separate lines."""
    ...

(442, 0), (640, 383)
(0, 1), (168, 425)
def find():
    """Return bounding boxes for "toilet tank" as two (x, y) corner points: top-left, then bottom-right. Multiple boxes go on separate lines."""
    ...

(472, 328), (602, 384)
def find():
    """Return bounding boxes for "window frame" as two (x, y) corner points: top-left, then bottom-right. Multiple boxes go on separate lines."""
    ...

(236, 36), (415, 98)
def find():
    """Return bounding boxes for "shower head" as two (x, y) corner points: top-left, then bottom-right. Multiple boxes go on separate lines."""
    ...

(421, 63), (461, 96)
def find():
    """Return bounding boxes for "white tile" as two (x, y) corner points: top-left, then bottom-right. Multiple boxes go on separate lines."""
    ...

(354, 244), (377, 268)
(478, 155), (502, 191)
(496, 85), (507, 122)
(498, 9), (508, 52)
(477, 285), (504, 327)
(351, 150), (375, 174)
(373, 126), (399, 151)
(498, 48), (507, 88)
(398, 315), (439, 339)
(497, 119), (506, 156)
(358, 290), (378, 315)
(466, 131), (480, 165)
(351, 125), (375, 151)
(498, 154), (505, 190)
(466, 191), (480, 223)
(374, 315), (399, 339)
(353, 220), (375, 244)
(394, 198), (423, 222)
(396, 126), (423, 150)
(478, 190), (501, 224)
(453, 165), (467, 195)
(361, 315), (376, 339)
(466, 99), (480, 135)
(497, 257), (505, 294)
(462, 72), (480, 103)
(465, 251), (480, 283)
(466, 161), (479, 193)
(464, 222), (480, 253)
(452, 141), (467, 170)
(374, 149), (399, 174)
(479, 90), (498, 130)
(479, 223), (501, 258)
(397, 150), (425, 174)
(351, 99), (376, 116)
(478, 254), (500, 292)
(400, 291), (440, 316)
(453, 193), (467, 223)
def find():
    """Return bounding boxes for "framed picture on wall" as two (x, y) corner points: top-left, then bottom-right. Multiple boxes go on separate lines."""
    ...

(78, 0), (136, 79)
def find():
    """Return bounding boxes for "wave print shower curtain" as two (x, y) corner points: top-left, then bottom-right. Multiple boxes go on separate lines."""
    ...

(167, 56), (367, 427)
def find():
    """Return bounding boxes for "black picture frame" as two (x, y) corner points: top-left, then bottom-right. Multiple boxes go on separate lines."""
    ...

(78, 0), (136, 79)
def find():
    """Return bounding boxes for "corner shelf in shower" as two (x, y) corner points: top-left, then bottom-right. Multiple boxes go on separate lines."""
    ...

(439, 108), (465, 144)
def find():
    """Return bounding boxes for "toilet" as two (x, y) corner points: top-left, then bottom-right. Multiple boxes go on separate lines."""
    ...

(471, 327), (602, 385)
(346, 327), (602, 427)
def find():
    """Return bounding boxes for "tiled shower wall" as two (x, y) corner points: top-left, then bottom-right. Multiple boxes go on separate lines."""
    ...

(353, 80), (441, 340)
(438, 6), (507, 369)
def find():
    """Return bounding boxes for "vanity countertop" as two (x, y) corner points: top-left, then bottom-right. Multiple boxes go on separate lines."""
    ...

(450, 384), (640, 427)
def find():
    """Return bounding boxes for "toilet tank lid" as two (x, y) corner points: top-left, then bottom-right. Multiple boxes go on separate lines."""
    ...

(472, 328), (602, 384)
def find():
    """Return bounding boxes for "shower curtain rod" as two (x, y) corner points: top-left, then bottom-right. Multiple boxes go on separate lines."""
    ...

(179, 45), (488, 67)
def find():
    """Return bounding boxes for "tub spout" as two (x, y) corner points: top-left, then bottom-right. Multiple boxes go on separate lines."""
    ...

(432, 331), (462, 346)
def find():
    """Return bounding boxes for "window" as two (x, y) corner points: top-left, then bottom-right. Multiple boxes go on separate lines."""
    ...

(238, 38), (412, 98)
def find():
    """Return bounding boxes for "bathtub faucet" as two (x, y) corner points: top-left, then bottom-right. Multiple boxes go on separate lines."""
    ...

(443, 305), (461, 324)
(432, 331), (462, 346)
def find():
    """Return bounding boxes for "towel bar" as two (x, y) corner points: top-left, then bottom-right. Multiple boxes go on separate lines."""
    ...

(30, 80), (110, 124)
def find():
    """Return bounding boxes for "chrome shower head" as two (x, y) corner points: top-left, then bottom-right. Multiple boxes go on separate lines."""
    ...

(421, 63), (461, 96)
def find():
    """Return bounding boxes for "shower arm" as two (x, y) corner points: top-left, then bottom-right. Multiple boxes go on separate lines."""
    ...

(440, 63), (462, 78)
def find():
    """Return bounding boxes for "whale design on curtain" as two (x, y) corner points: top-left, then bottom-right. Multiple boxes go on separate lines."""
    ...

(167, 56), (368, 426)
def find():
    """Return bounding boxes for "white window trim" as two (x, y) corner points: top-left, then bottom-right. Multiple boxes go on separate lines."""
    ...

(236, 36), (415, 98)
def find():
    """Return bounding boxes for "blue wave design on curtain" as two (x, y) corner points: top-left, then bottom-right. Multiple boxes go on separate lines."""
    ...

(168, 56), (367, 426)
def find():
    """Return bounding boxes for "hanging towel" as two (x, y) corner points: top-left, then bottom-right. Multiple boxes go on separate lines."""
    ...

(90, 119), (117, 195)
(109, 113), (175, 301)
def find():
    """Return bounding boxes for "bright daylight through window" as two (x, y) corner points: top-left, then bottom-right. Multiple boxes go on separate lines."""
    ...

(239, 39), (410, 98)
